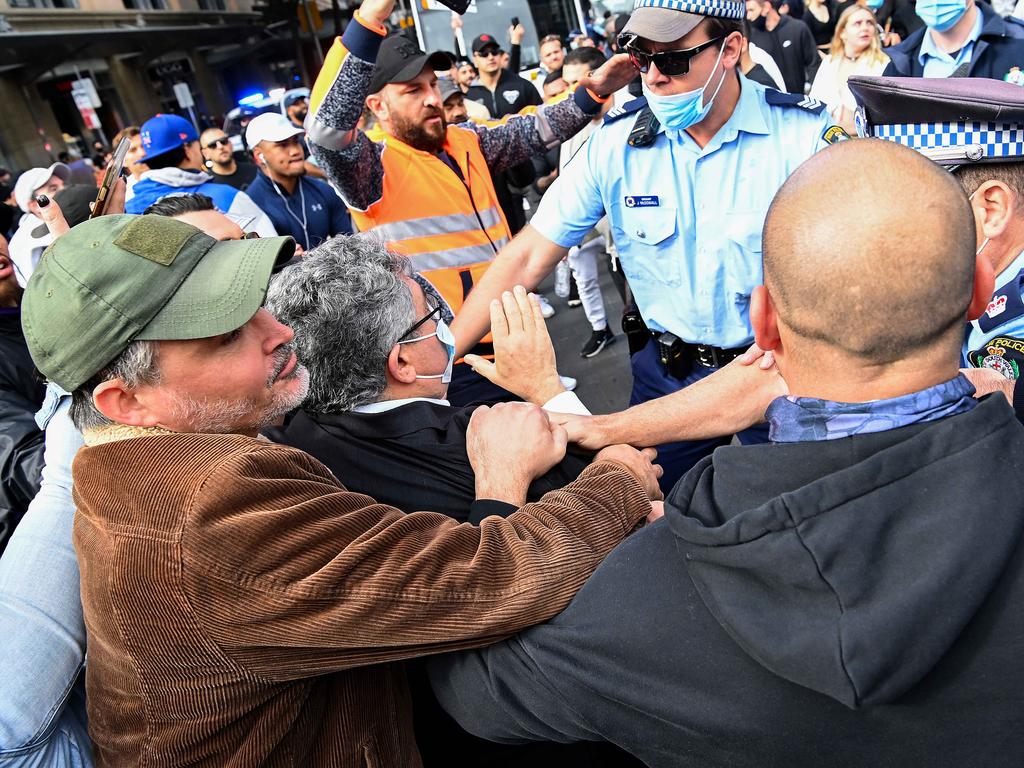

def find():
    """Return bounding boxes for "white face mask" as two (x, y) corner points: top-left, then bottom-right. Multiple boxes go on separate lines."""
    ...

(396, 317), (455, 384)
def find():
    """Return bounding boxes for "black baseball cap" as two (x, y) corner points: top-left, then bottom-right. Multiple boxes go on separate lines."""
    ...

(471, 34), (502, 54)
(369, 35), (455, 94)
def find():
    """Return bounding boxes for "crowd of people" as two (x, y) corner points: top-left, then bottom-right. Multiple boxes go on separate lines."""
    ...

(3, 0), (1024, 764)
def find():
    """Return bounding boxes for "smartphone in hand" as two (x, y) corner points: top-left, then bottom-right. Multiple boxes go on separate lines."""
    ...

(90, 135), (131, 219)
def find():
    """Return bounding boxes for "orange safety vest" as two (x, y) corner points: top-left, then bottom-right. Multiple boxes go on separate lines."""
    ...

(353, 124), (510, 349)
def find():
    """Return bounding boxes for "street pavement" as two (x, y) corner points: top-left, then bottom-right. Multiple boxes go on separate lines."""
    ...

(537, 260), (633, 416)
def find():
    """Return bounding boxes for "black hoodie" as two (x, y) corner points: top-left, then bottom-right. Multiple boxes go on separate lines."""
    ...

(430, 395), (1024, 766)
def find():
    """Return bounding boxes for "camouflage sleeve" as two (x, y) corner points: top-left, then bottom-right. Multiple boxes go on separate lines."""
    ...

(470, 89), (606, 176)
(305, 16), (386, 212)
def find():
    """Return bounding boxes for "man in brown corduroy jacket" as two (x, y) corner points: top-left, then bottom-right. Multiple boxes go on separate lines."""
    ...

(20, 214), (661, 767)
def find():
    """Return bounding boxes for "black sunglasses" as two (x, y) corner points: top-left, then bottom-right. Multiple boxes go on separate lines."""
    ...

(619, 35), (722, 76)
(205, 137), (231, 149)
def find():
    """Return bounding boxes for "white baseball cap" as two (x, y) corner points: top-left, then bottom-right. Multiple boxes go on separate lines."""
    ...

(245, 113), (304, 151)
(14, 163), (71, 212)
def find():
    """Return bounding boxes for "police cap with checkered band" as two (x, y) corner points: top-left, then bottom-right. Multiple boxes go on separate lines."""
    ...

(848, 75), (1024, 169)
(620, 0), (746, 44)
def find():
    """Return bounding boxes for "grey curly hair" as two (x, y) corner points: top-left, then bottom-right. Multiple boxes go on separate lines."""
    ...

(266, 235), (421, 413)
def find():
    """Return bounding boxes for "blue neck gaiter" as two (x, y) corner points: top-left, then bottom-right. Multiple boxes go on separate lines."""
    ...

(767, 374), (977, 443)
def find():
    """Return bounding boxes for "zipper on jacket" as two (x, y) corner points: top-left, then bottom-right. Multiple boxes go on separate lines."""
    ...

(441, 151), (499, 255)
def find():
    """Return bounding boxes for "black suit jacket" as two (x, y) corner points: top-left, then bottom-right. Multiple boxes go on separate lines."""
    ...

(275, 401), (592, 523)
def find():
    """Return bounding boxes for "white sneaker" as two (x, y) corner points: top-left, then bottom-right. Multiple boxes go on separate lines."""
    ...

(538, 295), (556, 319)
(559, 374), (577, 391)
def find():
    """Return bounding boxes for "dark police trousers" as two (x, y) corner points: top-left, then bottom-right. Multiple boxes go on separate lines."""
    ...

(630, 338), (770, 493)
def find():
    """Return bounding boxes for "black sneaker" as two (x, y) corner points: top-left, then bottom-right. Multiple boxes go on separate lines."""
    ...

(567, 280), (581, 307)
(580, 327), (616, 358)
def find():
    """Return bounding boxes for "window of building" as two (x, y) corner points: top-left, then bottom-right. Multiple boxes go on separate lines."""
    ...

(122, 0), (167, 9)
(199, 0), (227, 9)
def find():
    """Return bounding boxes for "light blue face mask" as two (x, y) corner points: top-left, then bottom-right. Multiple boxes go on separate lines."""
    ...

(640, 44), (728, 132)
(865, 0), (883, 11)
(397, 317), (455, 384)
(915, 0), (968, 32)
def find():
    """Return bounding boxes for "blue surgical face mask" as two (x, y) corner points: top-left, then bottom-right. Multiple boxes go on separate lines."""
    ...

(865, 0), (883, 11)
(915, 0), (968, 32)
(640, 44), (728, 132)
(397, 317), (455, 384)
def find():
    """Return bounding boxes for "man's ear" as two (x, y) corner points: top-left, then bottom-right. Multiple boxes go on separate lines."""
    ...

(92, 379), (163, 428)
(750, 284), (781, 352)
(972, 180), (1014, 241)
(967, 250), (996, 321)
(385, 343), (418, 385)
(365, 92), (388, 123)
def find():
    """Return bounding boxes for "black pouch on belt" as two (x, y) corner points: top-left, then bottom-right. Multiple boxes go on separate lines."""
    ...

(621, 304), (651, 356)
(657, 332), (687, 379)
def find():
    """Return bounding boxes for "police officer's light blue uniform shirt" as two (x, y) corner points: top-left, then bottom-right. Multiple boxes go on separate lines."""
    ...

(530, 78), (833, 348)
(964, 249), (1024, 378)
(918, 7), (984, 78)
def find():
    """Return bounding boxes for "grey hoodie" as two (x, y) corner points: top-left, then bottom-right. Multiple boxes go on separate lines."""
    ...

(431, 394), (1024, 767)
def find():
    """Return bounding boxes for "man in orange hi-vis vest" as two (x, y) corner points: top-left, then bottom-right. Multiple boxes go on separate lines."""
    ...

(305, 0), (637, 405)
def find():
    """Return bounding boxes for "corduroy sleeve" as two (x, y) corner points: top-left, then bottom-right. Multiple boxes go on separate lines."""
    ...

(180, 442), (650, 680)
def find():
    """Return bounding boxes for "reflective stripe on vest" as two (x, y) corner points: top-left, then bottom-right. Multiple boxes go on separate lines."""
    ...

(371, 205), (504, 245)
(407, 237), (510, 272)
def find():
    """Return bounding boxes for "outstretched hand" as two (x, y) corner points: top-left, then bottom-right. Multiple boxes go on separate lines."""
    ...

(464, 285), (565, 405)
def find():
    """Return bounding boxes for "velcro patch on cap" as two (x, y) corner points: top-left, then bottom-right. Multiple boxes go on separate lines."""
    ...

(112, 215), (200, 265)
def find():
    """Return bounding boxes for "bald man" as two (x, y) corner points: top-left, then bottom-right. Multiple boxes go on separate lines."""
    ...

(428, 139), (1024, 767)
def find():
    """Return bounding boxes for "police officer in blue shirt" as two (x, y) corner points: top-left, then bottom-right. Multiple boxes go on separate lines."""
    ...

(849, 75), (1024, 384)
(451, 0), (846, 490)
(245, 113), (352, 251)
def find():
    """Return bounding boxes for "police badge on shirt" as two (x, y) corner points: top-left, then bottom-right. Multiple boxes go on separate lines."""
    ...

(967, 269), (1024, 380)
(968, 337), (1024, 380)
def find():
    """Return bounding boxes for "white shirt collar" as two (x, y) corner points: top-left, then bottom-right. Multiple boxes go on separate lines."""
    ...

(351, 396), (450, 414)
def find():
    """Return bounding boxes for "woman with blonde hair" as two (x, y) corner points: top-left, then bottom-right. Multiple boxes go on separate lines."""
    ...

(809, 5), (889, 134)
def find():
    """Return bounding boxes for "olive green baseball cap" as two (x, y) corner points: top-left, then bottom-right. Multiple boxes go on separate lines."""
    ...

(22, 214), (294, 391)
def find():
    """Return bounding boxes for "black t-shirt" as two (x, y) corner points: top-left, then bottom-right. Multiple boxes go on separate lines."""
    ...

(206, 161), (259, 191)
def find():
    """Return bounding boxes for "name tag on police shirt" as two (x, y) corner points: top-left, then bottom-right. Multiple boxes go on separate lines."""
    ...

(624, 195), (660, 208)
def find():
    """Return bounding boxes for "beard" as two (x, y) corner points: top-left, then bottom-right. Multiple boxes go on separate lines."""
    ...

(168, 346), (310, 434)
(390, 107), (447, 154)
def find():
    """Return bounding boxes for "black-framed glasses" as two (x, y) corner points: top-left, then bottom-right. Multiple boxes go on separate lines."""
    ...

(205, 137), (231, 149)
(619, 35), (722, 76)
(398, 300), (441, 342)
(476, 47), (503, 58)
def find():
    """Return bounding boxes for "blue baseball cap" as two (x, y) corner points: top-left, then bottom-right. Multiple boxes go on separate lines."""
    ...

(139, 114), (199, 162)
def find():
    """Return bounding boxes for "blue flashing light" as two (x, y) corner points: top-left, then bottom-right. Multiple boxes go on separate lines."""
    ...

(238, 92), (265, 106)
(293, 75), (301, 81)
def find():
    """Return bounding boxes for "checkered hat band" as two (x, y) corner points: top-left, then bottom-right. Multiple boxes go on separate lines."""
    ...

(632, 0), (746, 20)
(872, 121), (1024, 160)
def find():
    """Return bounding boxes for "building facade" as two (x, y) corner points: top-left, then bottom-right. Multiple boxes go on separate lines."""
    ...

(0, 0), (315, 170)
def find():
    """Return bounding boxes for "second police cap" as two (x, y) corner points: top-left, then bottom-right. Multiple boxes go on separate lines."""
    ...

(21, 215), (295, 392)
(621, 0), (746, 44)
(849, 75), (1024, 168)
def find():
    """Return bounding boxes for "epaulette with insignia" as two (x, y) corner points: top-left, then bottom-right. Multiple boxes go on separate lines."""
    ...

(764, 88), (826, 114)
(603, 96), (647, 125)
